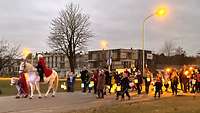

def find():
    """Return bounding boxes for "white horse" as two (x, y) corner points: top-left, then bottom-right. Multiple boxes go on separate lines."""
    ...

(19, 62), (59, 99)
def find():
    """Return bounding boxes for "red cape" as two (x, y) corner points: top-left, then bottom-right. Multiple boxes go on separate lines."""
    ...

(38, 57), (52, 77)
(19, 73), (28, 95)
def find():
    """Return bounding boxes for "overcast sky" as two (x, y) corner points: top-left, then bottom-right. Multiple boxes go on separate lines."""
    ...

(0, 0), (199, 55)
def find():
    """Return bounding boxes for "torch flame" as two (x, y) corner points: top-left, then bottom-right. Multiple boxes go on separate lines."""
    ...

(22, 48), (31, 59)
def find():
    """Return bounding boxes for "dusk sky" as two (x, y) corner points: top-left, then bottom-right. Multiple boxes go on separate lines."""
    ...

(0, 0), (199, 55)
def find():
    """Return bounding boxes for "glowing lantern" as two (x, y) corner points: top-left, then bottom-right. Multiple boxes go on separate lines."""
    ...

(184, 71), (189, 75)
(166, 68), (171, 72)
(110, 84), (117, 93)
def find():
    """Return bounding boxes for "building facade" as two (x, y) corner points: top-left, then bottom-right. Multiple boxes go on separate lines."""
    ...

(0, 59), (21, 76)
(36, 52), (88, 76)
(0, 49), (152, 76)
(88, 49), (153, 71)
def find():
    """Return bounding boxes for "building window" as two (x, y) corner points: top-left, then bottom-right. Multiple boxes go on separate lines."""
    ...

(55, 56), (57, 67)
(61, 55), (65, 62)
(92, 53), (97, 60)
(47, 57), (50, 67)
(120, 53), (127, 59)
(112, 52), (118, 59)
(51, 56), (54, 68)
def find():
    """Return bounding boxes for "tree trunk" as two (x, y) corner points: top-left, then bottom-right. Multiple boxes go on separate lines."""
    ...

(68, 52), (76, 73)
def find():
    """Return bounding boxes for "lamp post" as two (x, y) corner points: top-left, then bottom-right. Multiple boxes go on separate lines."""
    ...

(141, 7), (167, 77)
(100, 40), (108, 69)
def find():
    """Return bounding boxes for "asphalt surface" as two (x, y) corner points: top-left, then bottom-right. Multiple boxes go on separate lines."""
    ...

(0, 92), (111, 113)
(0, 90), (198, 113)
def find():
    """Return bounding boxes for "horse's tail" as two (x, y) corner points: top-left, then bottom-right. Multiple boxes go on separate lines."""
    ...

(53, 71), (59, 92)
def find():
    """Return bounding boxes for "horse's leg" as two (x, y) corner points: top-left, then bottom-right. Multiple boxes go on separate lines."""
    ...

(52, 84), (56, 97)
(45, 79), (54, 97)
(52, 75), (59, 97)
(29, 83), (34, 99)
(35, 82), (42, 98)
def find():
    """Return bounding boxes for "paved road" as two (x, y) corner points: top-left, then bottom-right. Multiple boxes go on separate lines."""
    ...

(0, 91), (197, 113)
(0, 92), (112, 113)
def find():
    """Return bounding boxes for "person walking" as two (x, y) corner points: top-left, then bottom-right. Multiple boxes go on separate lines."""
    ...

(121, 73), (131, 100)
(144, 70), (152, 94)
(80, 67), (89, 92)
(66, 71), (76, 92)
(97, 70), (105, 99)
(171, 70), (179, 96)
(191, 72), (197, 93)
(91, 69), (98, 94)
(154, 75), (162, 99)
(104, 70), (111, 95)
(135, 70), (143, 95)
(196, 69), (200, 93)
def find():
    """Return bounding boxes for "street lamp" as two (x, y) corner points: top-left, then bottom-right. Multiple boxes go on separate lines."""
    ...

(100, 40), (110, 70)
(141, 7), (167, 77)
(100, 40), (108, 50)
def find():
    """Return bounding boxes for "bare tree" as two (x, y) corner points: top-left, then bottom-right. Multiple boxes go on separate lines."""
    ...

(48, 3), (93, 72)
(175, 46), (186, 56)
(0, 39), (20, 73)
(161, 41), (176, 56)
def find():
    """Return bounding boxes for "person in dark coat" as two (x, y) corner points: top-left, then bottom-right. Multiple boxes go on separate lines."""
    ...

(36, 61), (44, 82)
(115, 72), (122, 100)
(104, 70), (111, 95)
(80, 68), (89, 92)
(37, 55), (52, 79)
(197, 69), (200, 93)
(97, 70), (105, 99)
(91, 69), (99, 94)
(144, 69), (152, 94)
(154, 75), (162, 98)
(191, 72), (197, 93)
(121, 73), (131, 100)
(135, 70), (143, 95)
(171, 71), (179, 96)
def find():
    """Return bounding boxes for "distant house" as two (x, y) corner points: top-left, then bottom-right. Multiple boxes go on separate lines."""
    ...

(0, 59), (21, 76)
(88, 48), (153, 71)
(36, 52), (88, 77)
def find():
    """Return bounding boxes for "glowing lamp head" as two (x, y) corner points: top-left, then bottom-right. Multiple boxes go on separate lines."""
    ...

(100, 40), (108, 49)
(155, 5), (169, 17)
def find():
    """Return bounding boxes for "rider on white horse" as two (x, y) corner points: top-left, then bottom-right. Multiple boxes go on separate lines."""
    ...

(19, 54), (59, 99)
(36, 54), (45, 82)
(36, 54), (53, 82)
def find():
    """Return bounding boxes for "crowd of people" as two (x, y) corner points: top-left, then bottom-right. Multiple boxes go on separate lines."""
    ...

(15, 58), (200, 100)
(65, 65), (200, 100)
